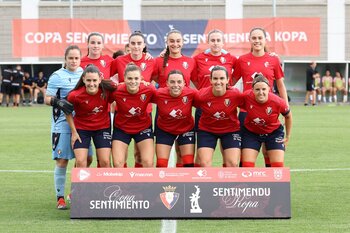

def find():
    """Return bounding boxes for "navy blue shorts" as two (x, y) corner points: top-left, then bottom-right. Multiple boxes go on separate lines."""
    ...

(241, 125), (285, 151)
(112, 125), (153, 144)
(197, 129), (241, 150)
(73, 128), (112, 149)
(155, 127), (195, 146)
(194, 108), (202, 131)
(238, 111), (247, 129)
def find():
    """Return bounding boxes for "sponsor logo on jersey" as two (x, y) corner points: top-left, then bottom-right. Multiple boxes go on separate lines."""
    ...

(213, 111), (225, 119)
(169, 109), (182, 118)
(129, 107), (141, 116)
(91, 106), (103, 115)
(252, 117), (266, 126)
(264, 61), (269, 67)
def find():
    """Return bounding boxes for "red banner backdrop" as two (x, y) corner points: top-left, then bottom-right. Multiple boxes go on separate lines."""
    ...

(12, 18), (320, 58)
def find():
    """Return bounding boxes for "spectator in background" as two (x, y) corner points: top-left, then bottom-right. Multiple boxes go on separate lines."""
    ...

(304, 61), (316, 106)
(11, 65), (24, 107)
(322, 69), (333, 103)
(332, 71), (347, 103)
(314, 71), (322, 104)
(33, 71), (47, 104)
(0, 65), (13, 107)
(21, 71), (35, 106)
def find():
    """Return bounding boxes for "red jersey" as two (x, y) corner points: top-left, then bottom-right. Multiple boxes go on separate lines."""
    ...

(153, 55), (196, 88)
(110, 54), (156, 83)
(81, 54), (113, 79)
(152, 87), (197, 135)
(193, 86), (242, 134)
(193, 51), (237, 89)
(241, 90), (290, 134)
(67, 87), (113, 130)
(112, 84), (156, 134)
(233, 52), (284, 91)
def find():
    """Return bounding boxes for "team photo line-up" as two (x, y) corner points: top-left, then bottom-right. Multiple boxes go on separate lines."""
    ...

(43, 27), (292, 209)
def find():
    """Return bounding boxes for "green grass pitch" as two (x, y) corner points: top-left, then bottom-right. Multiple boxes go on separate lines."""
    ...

(0, 104), (349, 232)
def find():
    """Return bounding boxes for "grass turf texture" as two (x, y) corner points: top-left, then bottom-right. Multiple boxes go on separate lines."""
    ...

(0, 105), (349, 232)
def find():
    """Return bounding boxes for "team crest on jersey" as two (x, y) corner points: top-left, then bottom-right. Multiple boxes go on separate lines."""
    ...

(220, 57), (226, 64)
(182, 62), (189, 69)
(264, 61), (269, 67)
(224, 98), (231, 107)
(250, 104), (253, 109)
(266, 106), (272, 115)
(182, 96), (188, 104)
(140, 63), (147, 71)
(205, 58), (208, 62)
(207, 102), (212, 107)
(85, 100), (89, 104)
(123, 98), (126, 102)
(247, 62), (250, 66)
(100, 60), (106, 67)
(140, 94), (146, 102)
(164, 100), (168, 104)
(160, 185), (179, 210)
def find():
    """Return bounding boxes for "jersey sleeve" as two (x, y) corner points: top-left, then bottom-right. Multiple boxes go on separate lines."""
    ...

(46, 73), (60, 96)
(279, 97), (290, 116)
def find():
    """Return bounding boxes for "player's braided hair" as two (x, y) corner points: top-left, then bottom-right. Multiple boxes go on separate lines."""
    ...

(163, 29), (183, 68)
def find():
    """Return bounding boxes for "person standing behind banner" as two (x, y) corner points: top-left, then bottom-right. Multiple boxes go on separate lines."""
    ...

(192, 29), (237, 90)
(304, 61), (317, 106)
(152, 29), (197, 167)
(81, 32), (113, 79)
(232, 27), (288, 167)
(193, 66), (242, 167)
(192, 29), (237, 167)
(111, 63), (156, 168)
(81, 32), (114, 167)
(110, 31), (156, 168)
(66, 65), (116, 168)
(152, 70), (197, 168)
(240, 74), (292, 167)
(44, 45), (84, 210)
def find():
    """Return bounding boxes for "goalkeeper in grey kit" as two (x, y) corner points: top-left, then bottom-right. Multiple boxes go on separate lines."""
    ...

(44, 45), (83, 210)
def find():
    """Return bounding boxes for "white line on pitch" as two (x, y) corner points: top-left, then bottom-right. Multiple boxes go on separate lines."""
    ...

(0, 170), (53, 173)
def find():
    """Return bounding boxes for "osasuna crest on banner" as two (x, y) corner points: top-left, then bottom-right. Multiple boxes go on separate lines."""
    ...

(224, 98), (231, 107)
(182, 61), (189, 69)
(160, 185), (180, 210)
(182, 96), (188, 104)
(140, 94), (146, 102)
(266, 106), (272, 115)
(140, 62), (146, 71)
